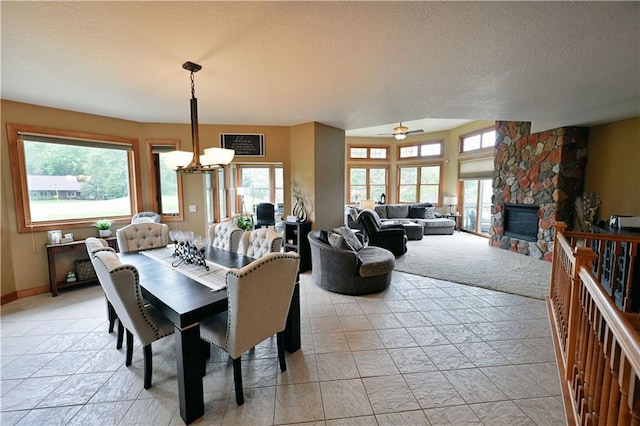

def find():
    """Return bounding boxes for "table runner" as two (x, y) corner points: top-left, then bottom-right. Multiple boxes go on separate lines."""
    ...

(139, 245), (229, 291)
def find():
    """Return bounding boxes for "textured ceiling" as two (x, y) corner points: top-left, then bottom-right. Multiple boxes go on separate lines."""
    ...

(2, 1), (638, 136)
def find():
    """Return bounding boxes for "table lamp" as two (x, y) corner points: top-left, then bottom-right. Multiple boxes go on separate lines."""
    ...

(443, 196), (457, 215)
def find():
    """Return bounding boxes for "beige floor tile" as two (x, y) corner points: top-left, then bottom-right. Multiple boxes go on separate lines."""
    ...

(362, 375), (420, 414)
(221, 386), (276, 425)
(403, 372), (465, 409)
(423, 405), (483, 425)
(316, 352), (359, 381)
(352, 349), (399, 377)
(375, 409), (430, 425)
(469, 400), (535, 425)
(441, 369), (508, 404)
(274, 382), (323, 424)
(514, 396), (567, 425)
(320, 379), (373, 419)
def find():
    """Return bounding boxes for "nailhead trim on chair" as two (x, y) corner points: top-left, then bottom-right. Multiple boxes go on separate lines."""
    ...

(200, 253), (300, 351)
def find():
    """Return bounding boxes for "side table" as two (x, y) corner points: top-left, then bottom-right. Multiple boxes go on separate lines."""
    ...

(443, 214), (462, 232)
(46, 237), (117, 296)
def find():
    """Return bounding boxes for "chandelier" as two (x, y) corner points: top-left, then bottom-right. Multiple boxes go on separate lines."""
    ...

(164, 61), (235, 174)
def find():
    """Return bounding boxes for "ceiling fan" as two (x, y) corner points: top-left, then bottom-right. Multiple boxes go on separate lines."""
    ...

(379, 122), (425, 140)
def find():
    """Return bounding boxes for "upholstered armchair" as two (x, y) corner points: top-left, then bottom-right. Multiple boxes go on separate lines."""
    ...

(116, 222), (169, 253)
(92, 250), (175, 389)
(356, 209), (407, 256)
(200, 251), (300, 405)
(255, 202), (276, 228)
(239, 228), (283, 258)
(207, 221), (243, 252)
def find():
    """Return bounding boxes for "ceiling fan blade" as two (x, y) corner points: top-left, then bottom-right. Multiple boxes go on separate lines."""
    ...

(405, 129), (425, 135)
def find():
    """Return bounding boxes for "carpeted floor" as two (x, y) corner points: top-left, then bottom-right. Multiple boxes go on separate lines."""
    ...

(394, 232), (552, 300)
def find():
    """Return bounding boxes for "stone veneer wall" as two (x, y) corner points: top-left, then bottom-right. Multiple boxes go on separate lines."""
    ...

(490, 121), (588, 260)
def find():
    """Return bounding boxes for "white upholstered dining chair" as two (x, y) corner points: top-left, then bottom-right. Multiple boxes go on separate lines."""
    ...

(116, 222), (169, 253)
(92, 250), (175, 389)
(199, 251), (300, 405)
(208, 221), (243, 252)
(85, 237), (125, 347)
(238, 228), (283, 258)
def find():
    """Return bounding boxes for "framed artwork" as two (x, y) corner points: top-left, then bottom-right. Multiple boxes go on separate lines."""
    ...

(220, 133), (264, 156)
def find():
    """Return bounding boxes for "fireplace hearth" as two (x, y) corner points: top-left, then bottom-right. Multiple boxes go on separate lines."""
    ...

(504, 203), (539, 242)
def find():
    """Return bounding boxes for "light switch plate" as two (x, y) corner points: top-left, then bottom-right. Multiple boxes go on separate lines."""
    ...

(188, 205), (197, 213)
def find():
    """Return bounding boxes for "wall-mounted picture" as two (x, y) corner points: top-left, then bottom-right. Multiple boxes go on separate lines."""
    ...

(220, 133), (264, 156)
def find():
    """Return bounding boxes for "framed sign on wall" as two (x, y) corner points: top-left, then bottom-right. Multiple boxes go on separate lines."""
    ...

(220, 134), (264, 156)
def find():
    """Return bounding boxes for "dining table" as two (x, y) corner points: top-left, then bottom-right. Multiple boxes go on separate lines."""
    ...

(118, 246), (301, 425)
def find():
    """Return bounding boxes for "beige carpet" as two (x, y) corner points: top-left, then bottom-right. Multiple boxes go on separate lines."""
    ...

(394, 232), (552, 299)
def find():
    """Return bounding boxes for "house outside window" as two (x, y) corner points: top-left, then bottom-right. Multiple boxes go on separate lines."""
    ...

(7, 124), (141, 232)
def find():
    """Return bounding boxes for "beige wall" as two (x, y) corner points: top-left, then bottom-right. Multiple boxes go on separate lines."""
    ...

(1, 100), (293, 298)
(314, 123), (346, 230)
(584, 117), (640, 220)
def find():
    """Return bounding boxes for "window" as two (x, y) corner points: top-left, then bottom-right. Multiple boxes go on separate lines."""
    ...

(204, 166), (229, 224)
(7, 124), (141, 232)
(236, 164), (283, 214)
(348, 145), (389, 160)
(398, 165), (441, 204)
(398, 140), (443, 159)
(461, 129), (496, 153)
(348, 167), (388, 203)
(146, 140), (183, 222)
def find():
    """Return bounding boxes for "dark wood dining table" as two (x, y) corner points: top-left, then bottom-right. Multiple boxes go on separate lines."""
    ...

(118, 247), (301, 425)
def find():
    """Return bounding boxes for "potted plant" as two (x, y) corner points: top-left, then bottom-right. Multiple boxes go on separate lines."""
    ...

(93, 219), (113, 237)
(235, 215), (254, 232)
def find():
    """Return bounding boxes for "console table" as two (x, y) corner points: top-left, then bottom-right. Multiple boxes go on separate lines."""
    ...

(443, 213), (462, 231)
(46, 237), (117, 296)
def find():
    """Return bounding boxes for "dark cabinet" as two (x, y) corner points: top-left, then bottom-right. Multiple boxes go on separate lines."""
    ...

(284, 221), (311, 273)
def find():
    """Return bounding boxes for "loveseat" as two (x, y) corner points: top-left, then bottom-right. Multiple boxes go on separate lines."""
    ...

(308, 229), (395, 295)
(347, 203), (455, 235)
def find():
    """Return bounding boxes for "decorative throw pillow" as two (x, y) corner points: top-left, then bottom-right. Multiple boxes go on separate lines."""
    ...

(328, 233), (352, 251)
(319, 229), (330, 245)
(425, 206), (437, 219)
(408, 206), (426, 218)
(331, 226), (364, 251)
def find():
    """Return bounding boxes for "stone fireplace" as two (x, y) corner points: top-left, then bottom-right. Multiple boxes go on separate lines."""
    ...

(490, 121), (588, 260)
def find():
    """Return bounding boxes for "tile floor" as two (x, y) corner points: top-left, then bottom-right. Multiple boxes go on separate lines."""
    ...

(0, 271), (566, 425)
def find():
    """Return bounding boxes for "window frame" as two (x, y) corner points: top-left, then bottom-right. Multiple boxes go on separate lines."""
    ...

(396, 162), (443, 205)
(397, 139), (444, 160)
(7, 123), (142, 233)
(234, 163), (283, 215)
(347, 144), (390, 161)
(145, 139), (184, 222)
(346, 165), (389, 204)
(459, 127), (496, 154)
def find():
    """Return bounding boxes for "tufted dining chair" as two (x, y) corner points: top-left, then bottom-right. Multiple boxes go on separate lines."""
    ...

(238, 228), (283, 259)
(116, 222), (169, 253)
(207, 221), (243, 252)
(200, 251), (300, 405)
(85, 237), (122, 343)
(131, 211), (161, 224)
(92, 250), (175, 389)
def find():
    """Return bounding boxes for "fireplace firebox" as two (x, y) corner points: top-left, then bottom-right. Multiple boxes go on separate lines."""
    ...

(504, 203), (539, 242)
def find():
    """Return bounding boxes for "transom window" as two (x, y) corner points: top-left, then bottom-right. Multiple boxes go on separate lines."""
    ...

(398, 165), (441, 204)
(348, 167), (388, 203)
(7, 124), (141, 232)
(348, 145), (389, 160)
(461, 128), (496, 152)
(398, 140), (443, 159)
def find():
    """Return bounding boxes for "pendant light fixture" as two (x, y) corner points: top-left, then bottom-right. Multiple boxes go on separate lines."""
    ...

(164, 61), (235, 174)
